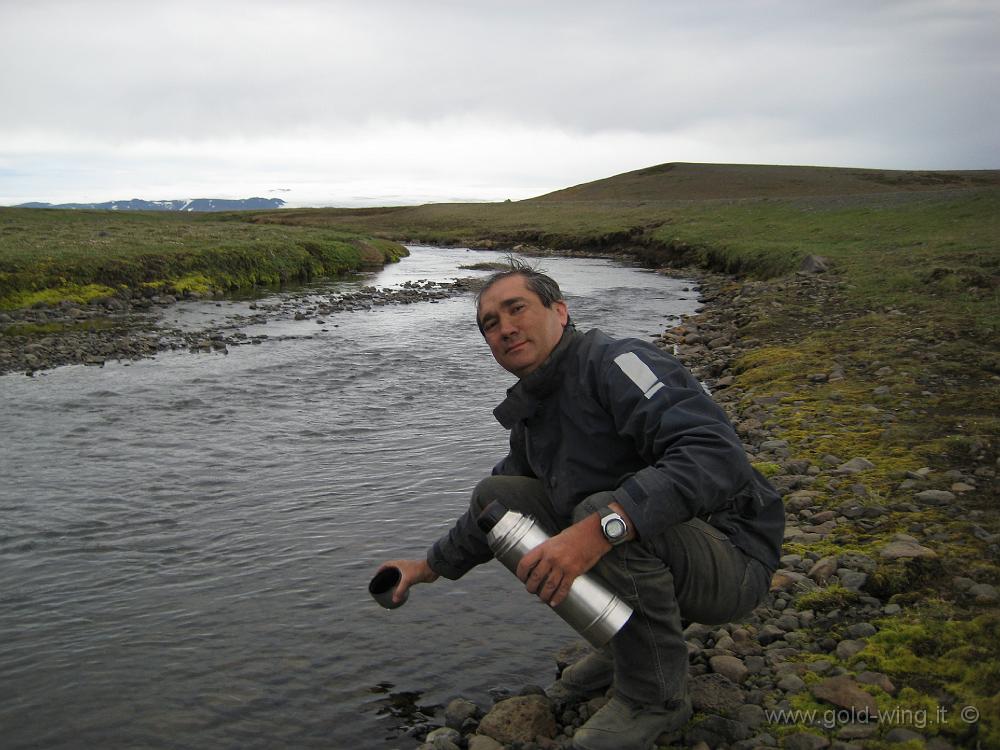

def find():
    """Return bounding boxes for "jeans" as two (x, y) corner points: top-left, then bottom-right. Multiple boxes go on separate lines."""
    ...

(469, 475), (772, 705)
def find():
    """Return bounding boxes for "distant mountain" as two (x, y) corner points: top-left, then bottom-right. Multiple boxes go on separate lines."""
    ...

(15, 197), (286, 212)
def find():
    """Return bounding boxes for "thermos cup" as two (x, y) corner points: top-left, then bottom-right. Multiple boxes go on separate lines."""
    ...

(369, 566), (409, 609)
(477, 501), (633, 649)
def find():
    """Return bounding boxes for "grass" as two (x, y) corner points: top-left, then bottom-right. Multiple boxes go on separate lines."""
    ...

(0, 207), (408, 308)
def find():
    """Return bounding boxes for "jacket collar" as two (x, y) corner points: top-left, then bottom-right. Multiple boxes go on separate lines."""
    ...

(492, 324), (579, 429)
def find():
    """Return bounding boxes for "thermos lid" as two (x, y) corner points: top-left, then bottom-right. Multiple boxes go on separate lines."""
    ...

(477, 501), (509, 534)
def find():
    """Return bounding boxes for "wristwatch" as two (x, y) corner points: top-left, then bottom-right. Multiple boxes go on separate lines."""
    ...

(598, 505), (629, 546)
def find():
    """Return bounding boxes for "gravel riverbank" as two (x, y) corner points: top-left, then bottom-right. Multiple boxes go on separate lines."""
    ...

(0, 278), (481, 376)
(395, 267), (998, 750)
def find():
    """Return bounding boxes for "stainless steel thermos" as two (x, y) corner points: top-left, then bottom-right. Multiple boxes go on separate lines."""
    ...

(478, 501), (633, 649)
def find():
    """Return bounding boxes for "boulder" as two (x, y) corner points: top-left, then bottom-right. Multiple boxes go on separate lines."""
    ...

(476, 695), (557, 744)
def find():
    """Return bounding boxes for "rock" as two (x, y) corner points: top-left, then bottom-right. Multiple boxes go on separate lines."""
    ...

(835, 640), (868, 660)
(810, 675), (879, 714)
(425, 726), (462, 749)
(799, 255), (830, 274)
(885, 727), (925, 743)
(808, 556), (840, 584)
(856, 670), (896, 695)
(444, 698), (480, 729)
(710, 655), (749, 684)
(476, 695), (557, 744)
(684, 714), (751, 745)
(783, 732), (831, 750)
(735, 703), (766, 728)
(846, 622), (877, 639)
(690, 673), (746, 714)
(467, 735), (504, 750)
(913, 489), (956, 505)
(880, 540), (937, 559)
(756, 624), (787, 645)
(777, 674), (807, 692)
(838, 457), (875, 474)
(836, 570), (866, 591)
(968, 583), (999, 603)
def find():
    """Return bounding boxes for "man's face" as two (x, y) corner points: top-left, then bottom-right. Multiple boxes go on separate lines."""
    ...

(477, 274), (569, 378)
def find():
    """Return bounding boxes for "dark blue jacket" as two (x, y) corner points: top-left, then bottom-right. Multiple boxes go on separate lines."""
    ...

(429, 327), (784, 579)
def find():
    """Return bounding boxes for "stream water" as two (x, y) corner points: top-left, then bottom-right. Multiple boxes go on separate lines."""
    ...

(0, 246), (698, 749)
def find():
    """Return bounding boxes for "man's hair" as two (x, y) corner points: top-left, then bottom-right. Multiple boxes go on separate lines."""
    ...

(475, 258), (566, 334)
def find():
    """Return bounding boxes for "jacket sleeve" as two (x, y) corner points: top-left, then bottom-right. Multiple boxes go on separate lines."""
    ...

(596, 343), (754, 541)
(427, 427), (536, 580)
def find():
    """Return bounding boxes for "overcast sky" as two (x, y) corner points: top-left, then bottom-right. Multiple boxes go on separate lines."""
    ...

(1, 0), (998, 207)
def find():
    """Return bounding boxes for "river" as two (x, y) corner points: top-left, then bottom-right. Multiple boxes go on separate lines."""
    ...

(0, 246), (698, 749)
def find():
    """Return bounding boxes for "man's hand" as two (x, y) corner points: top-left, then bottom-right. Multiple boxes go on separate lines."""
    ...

(376, 559), (439, 605)
(515, 513), (610, 607)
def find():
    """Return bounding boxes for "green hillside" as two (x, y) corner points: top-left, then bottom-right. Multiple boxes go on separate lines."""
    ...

(531, 162), (1000, 202)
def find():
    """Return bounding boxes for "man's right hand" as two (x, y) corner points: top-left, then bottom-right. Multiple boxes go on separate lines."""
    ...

(376, 559), (439, 605)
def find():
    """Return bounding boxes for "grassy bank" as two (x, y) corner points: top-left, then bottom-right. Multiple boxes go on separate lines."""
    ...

(0, 207), (408, 309)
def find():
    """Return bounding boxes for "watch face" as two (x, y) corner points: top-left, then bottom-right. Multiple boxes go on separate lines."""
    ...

(605, 517), (626, 539)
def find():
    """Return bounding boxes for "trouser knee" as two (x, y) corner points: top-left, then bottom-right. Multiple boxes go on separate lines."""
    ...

(471, 475), (562, 533)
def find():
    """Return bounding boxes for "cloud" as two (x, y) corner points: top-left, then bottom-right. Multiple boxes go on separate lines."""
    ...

(1, 0), (997, 204)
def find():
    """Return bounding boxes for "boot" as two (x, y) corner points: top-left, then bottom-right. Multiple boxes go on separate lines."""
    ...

(545, 649), (614, 702)
(572, 692), (693, 750)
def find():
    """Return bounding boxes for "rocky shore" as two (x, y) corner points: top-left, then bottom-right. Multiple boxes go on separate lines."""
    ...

(0, 277), (482, 376)
(396, 265), (998, 750)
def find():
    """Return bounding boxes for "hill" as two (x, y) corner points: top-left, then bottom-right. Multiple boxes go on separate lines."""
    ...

(530, 162), (1000, 202)
(14, 197), (286, 212)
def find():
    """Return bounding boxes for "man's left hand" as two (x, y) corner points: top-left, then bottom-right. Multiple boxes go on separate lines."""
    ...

(515, 514), (609, 607)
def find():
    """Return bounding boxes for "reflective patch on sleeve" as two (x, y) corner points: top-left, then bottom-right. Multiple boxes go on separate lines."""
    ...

(613, 351), (665, 399)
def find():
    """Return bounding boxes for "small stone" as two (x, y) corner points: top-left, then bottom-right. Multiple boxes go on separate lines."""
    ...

(445, 698), (480, 729)
(736, 703), (766, 728)
(710, 655), (749, 684)
(783, 732), (831, 750)
(425, 726), (462, 749)
(756, 624), (787, 645)
(690, 673), (746, 714)
(838, 570), (868, 591)
(835, 639), (868, 660)
(838, 457), (875, 474)
(811, 675), (879, 714)
(846, 622), (877, 639)
(913, 489), (955, 505)
(777, 674), (807, 692)
(467, 736), (504, 750)
(885, 727), (925, 743)
(808, 556), (840, 584)
(683, 714), (751, 745)
(968, 583), (999, 603)
(951, 482), (975, 492)
(856, 670), (896, 695)
(880, 540), (937, 559)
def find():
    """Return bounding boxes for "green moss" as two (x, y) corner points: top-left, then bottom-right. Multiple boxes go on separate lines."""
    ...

(752, 461), (783, 478)
(859, 610), (1000, 746)
(795, 584), (862, 612)
(5, 283), (118, 308)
